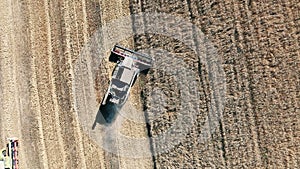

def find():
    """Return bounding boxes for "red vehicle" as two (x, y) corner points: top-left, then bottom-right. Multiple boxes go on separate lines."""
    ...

(0, 138), (19, 169)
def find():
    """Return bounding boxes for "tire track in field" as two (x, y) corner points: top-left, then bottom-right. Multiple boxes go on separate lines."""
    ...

(129, 1), (159, 168)
(226, 0), (263, 167)
(266, 1), (298, 167)
(72, 0), (110, 168)
(1, 0), (298, 168)
(59, 0), (87, 168)
(244, 2), (298, 168)
(283, 0), (300, 166)
(66, 1), (89, 167)
(134, 1), (164, 168)
(27, 0), (68, 168)
(185, 0), (226, 167)
(76, 1), (107, 168)
(114, 0), (153, 168)
(81, 0), (89, 43)
(190, 1), (229, 167)
(241, 0), (267, 166)
(135, 0), (299, 168)
(16, 1), (49, 168)
(64, 1), (88, 166)
(26, 1), (50, 168)
(43, 0), (67, 168)
(28, 41), (50, 169)
(247, 4), (281, 166)
(248, 1), (277, 167)
(243, 0), (272, 167)
(187, 1), (226, 167)
(74, 34), (106, 169)
(278, 2), (300, 167)
(160, 0), (225, 167)
(135, 0), (178, 167)
(133, 0), (224, 167)
(244, 1), (299, 167)
(192, 0), (267, 167)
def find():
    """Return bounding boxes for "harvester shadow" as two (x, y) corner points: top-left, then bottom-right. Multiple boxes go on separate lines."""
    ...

(92, 102), (122, 129)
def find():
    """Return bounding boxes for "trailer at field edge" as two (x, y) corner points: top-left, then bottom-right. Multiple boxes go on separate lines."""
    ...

(0, 138), (19, 169)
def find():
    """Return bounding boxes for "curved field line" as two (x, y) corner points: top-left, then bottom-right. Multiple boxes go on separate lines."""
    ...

(184, 0), (214, 167)
(230, 0), (263, 166)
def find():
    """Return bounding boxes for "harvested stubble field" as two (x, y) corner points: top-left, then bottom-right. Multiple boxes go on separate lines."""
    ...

(0, 0), (299, 168)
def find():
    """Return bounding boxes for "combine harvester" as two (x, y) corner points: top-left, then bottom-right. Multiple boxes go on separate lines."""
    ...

(0, 138), (19, 169)
(102, 44), (154, 106)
